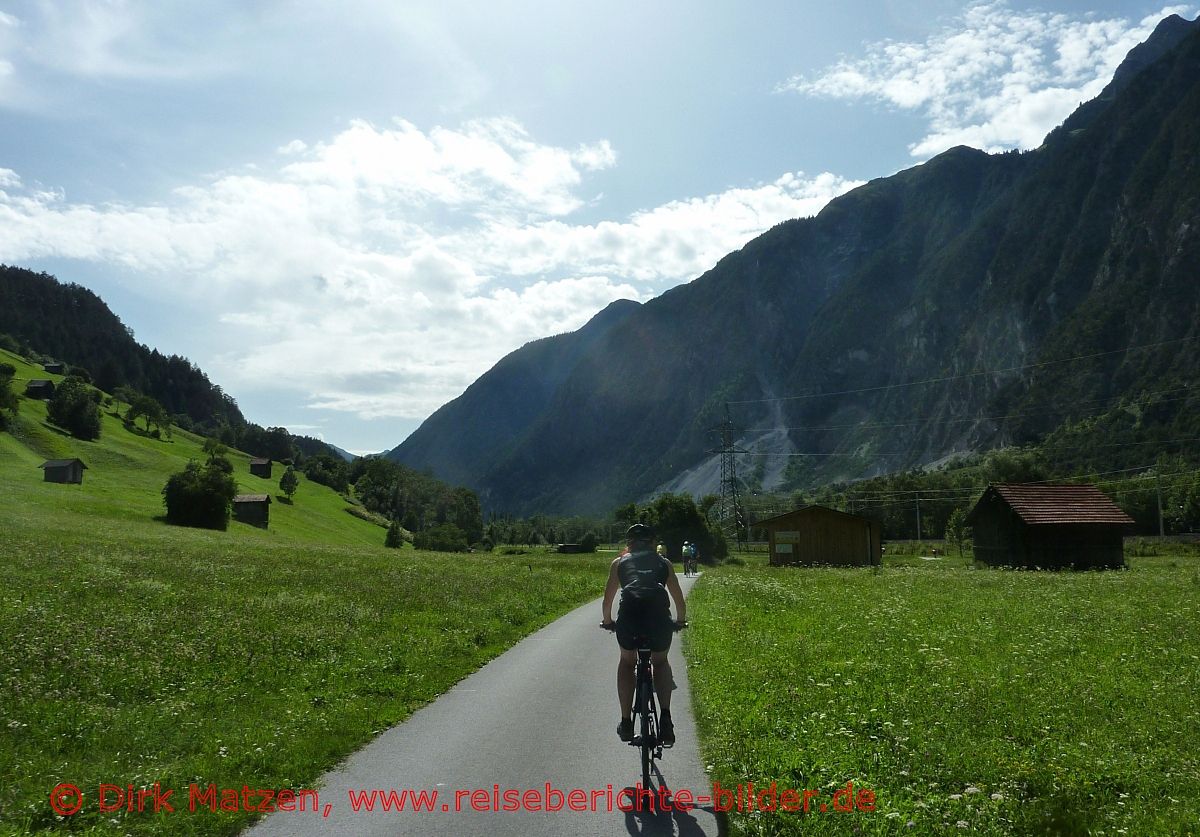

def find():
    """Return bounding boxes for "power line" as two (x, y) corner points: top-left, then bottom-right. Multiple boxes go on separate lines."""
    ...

(849, 464), (1169, 498)
(818, 467), (1200, 504)
(739, 451), (911, 457)
(727, 336), (1200, 406)
(738, 385), (1198, 434)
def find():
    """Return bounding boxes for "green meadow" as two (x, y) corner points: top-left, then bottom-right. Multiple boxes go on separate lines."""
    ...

(685, 554), (1200, 836)
(7, 347), (1200, 836)
(0, 350), (610, 836)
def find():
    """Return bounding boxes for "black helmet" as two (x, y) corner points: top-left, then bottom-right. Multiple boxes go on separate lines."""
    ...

(626, 523), (655, 542)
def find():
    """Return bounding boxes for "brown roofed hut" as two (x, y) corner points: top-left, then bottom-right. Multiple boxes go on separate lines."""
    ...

(965, 483), (1134, 570)
(42, 362), (65, 374)
(233, 494), (271, 528)
(25, 379), (55, 399)
(758, 506), (882, 567)
(249, 458), (273, 479)
(40, 458), (88, 484)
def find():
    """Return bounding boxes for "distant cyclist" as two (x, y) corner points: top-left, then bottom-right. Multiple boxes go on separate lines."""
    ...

(602, 523), (687, 745)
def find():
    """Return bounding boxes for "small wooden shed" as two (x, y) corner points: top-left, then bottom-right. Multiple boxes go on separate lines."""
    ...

(42, 362), (65, 374)
(25, 379), (55, 399)
(759, 506), (882, 567)
(40, 458), (88, 484)
(249, 458), (273, 479)
(233, 494), (271, 528)
(965, 483), (1134, 569)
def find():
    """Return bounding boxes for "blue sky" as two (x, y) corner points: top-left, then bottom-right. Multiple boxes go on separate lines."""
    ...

(0, 1), (1193, 454)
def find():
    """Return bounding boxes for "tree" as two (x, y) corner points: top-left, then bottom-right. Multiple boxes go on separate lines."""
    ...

(613, 503), (638, 527)
(128, 393), (169, 436)
(47, 376), (101, 440)
(646, 493), (710, 561)
(303, 453), (350, 493)
(262, 426), (295, 463)
(414, 523), (470, 552)
(385, 520), (405, 549)
(162, 460), (237, 530)
(112, 385), (138, 416)
(202, 437), (228, 463)
(279, 465), (299, 502)
(945, 507), (972, 558)
(0, 363), (18, 429)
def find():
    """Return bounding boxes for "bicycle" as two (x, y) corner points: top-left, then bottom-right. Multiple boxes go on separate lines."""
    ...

(601, 620), (687, 793)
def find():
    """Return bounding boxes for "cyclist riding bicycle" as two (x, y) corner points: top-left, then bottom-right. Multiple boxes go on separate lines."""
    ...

(602, 523), (687, 746)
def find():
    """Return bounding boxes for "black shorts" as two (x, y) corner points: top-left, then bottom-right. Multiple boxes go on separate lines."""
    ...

(615, 591), (673, 653)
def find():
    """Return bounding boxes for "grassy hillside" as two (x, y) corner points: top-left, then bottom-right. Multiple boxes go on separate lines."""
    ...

(1, 348), (385, 548)
(0, 349), (611, 836)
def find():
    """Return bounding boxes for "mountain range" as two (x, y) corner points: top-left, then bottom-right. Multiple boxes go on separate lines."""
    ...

(388, 14), (1200, 517)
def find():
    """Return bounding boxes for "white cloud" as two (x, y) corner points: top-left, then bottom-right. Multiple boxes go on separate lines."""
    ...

(276, 139), (307, 155)
(463, 171), (860, 284)
(0, 117), (859, 421)
(780, 2), (1198, 157)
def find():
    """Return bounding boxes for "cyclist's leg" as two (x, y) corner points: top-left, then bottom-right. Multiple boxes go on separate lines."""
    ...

(616, 599), (649, 725)
(647, 601), (676, 705)
(650, 649), (672, 714)
(617, 647), (636, 721)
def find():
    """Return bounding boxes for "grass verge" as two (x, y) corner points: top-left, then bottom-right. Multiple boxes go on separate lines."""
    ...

(0, 522), (608, 836)
(685, 554), (1200, 835)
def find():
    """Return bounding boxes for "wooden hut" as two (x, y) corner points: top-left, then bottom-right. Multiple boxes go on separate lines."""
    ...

(25, 379), (55, 399)
(249, 458), (273, 479)
(40, 458), (88, 484)
(965, 483), (1134, 569)
(42, 362), (65, 374)
(233, 494), (271, 528)
(758, 506), (882, 567)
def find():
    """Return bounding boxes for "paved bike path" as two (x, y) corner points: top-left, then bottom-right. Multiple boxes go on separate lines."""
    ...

(243, 574), (720, 836)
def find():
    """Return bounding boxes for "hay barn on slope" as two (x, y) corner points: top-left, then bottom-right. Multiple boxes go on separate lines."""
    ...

(40, 458), (88, 484)
(758, 506), (882, 567)
(249, 458), (273, 478)
(25, 379), (55, 399)
(966, 483), (1134, 570)
(233, 494), (271, 528)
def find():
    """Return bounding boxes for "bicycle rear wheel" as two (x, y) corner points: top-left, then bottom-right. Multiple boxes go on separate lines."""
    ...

(636, 662), (656, 789)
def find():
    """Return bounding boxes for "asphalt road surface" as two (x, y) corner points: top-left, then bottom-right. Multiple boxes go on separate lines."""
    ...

(243, 573), (721, 836)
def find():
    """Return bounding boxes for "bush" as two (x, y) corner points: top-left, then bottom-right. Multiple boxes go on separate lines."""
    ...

(346, 505), (390, 527)
(385, 520), (405, 548)
(47, 376), (101, 440)
(580, 532), (599, 553)
(707, 527), (729, 562)
(414, 523), (470, 553)
(162, 460), (237, 530)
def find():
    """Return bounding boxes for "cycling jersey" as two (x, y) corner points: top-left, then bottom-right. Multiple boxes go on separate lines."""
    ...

(615, 549), (674, 652)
